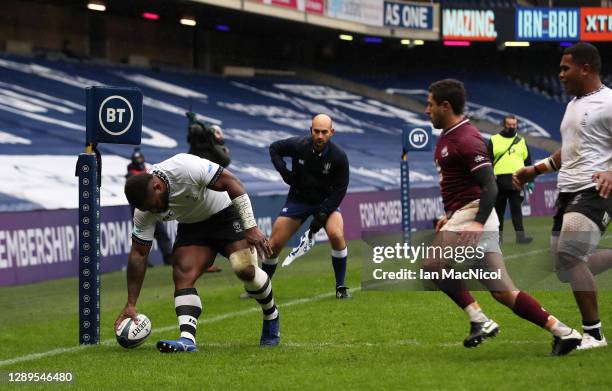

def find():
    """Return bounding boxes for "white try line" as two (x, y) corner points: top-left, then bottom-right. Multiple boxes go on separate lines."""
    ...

(196, 339), (545, 349)
(0, 289), (356, 368)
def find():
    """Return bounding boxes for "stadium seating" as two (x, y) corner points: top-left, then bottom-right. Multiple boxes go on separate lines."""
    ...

(0, 55), (561, 212)
(349, 71), (565, 143)
(0, 54), (437, 211)
(512, 72), (612, 104)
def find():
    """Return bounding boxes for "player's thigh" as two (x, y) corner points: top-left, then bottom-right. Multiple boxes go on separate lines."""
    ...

(422, 230), (458, 272)
(173, 245), (216, 286)
(325, 211), (344, 237)
(556, 212), (601, 272)
(480, 252), (517, 292)
(270, 216), (302, 250)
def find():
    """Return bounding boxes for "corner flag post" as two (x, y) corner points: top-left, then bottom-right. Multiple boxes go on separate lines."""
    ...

(77, 86), (142, 345)
(401, 126), (433, 245)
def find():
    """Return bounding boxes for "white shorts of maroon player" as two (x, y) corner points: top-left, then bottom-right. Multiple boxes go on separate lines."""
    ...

(440, 200), (502, 254)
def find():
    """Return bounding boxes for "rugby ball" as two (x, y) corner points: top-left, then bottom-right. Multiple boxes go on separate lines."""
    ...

(115, 314), (151, 348)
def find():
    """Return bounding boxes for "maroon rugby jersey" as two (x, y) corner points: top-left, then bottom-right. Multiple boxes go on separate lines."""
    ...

(434, 118), (491, 215)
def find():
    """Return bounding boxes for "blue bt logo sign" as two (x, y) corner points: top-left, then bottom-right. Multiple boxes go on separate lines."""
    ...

(86, 86), (142, 145)
(403, 126), (432, 152)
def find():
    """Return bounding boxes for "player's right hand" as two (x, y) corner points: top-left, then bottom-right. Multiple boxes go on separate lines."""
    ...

(593, 171), (612, 199)
(114, 304), (139, 330)
(246, 227), (273, 259)
(308, 212), (327, 238)
(458, 221), (484, 247)
(435, 216), (448, 232)
(512, 166), (536, 191)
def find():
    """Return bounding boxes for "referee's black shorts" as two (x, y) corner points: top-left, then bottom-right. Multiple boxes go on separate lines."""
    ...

(173, 206), (246, 257)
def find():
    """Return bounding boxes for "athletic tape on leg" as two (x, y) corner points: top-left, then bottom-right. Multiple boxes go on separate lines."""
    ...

(229, 248), (257, 273)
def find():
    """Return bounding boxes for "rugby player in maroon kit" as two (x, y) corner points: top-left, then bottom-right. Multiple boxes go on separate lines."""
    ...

(424, 79), (581, 356)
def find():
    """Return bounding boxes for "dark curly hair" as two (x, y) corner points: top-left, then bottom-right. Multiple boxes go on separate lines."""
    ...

(124, 173), (153, 210)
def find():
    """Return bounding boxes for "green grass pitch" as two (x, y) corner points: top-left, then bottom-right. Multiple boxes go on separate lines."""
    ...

(1, 216), (612, 390)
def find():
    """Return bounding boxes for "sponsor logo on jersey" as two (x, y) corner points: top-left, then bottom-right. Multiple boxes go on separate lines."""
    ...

(474, 155), (486, 163)
(580, 112), (588, 127)
(441, 146), (448, 158)
(323, 162), (331, 174)
(299, 159), (305, 165)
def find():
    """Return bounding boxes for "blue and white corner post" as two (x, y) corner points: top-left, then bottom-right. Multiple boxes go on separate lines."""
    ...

(76, 87), (142, 345)
(401, 126), (433, 245)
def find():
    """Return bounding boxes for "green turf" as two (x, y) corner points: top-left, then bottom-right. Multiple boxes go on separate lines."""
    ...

(1, 216), (612, 390)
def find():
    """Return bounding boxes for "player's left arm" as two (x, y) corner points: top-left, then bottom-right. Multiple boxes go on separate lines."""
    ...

(513, 149), (560, 190)
(592, 117), (612, 198)
(459, 134), (498, 245)
(207, 168), (272, 258)
(460, 165), (498, 246)
(486, 139), (494, 161)
(319, 153), (349, 215)
(310, 153), (350, 236)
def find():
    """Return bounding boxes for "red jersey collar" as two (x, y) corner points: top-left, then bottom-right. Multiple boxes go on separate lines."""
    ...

(443, 117), (469, 135)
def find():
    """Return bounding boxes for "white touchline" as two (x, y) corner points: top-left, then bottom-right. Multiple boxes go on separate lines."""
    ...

(0, 289), (357, 368)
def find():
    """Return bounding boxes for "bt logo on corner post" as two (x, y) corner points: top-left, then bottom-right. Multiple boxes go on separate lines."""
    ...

(86, 86), (142, 145)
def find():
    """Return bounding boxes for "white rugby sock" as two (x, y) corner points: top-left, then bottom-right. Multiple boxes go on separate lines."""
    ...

(464, 303), (489, 323)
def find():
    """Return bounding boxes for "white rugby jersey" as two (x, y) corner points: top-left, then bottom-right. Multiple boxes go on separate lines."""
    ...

(557, 85), (612, 193)
(132, 153), (231, 243)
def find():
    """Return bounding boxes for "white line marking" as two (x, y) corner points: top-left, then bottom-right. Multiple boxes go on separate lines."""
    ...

(0, 289), (354, 367)
(160, 339), (545, 349)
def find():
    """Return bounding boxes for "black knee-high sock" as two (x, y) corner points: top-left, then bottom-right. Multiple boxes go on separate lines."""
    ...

(245, 267), (278, 320)
(174, 288), (202, 342)
(331, 247), (348, 288)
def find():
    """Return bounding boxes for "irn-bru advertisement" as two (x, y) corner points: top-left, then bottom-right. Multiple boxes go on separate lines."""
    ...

(442, 6), (612, 42)
(515, 7), (580, 41)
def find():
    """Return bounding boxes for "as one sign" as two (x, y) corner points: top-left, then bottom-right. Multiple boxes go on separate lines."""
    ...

(384, 1), (433, 30)
(86, 86), (142, 145)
